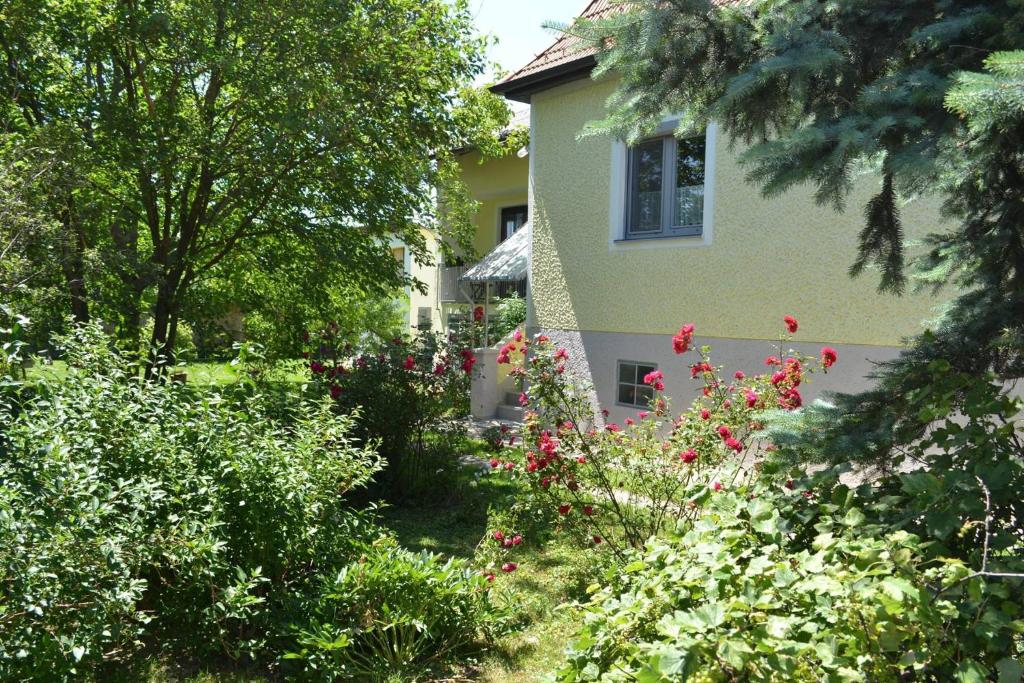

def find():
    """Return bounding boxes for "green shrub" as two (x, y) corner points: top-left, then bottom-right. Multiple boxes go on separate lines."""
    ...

(0, 323), (383, 679)
(490, 294), (526, 342)
(305, 327), (472, 499)
(557, 476), (1023, 682)
(283, 540), (510, 681)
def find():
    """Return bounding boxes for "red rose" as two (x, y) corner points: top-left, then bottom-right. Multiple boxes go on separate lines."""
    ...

(700, 409), (711, 420)
(473, 306), (484, 322)
(672, 323), (695, 354)
(717, 425), (732, 440)
(592, 535), (602, 544)
(403, 355), (415, 370)
(492, 530), (504, 542)
(783, 315), (799, 334)
(512, 535), (523, 546)
(489, 458), (499, 469)
(501, 562), (518, 573)
(821, 346), (838, 368)
(713, 481), (723, 492)
(643, 369), (664, 391)
(725, 437), (743, 452)
(558, 503), (571, 515)
(582, 505), (594, 516)
(680, 449), (698, 464)
(330, 384), (342, 400)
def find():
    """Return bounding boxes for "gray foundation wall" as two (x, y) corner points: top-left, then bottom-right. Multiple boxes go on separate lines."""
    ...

(530, 327), (903, 425)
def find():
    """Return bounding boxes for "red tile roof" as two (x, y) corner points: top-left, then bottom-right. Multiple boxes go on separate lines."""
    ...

(500, 0), (619, 85)
(492, 0), (747, 101)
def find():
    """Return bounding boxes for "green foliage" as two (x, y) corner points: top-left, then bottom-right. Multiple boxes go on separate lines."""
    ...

(582, 0), (1024, 467)
(0, 322), (383, 679)
(0, 0), (497, 366)
(283, 541), (509, 681)
(558, 477), (1023, 682)
(490, 294), (527, 342)
(306, 327), (473, 500)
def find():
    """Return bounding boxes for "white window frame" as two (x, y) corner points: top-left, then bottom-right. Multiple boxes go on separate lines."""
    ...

(609, 120), (717, 252)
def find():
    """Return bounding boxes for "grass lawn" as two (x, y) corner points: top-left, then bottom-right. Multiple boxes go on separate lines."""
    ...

(379, 456), (592, 682)
(24, 359), (307, 387)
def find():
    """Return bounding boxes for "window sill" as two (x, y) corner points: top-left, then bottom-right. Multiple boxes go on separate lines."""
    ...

(614, 232), (703, 244)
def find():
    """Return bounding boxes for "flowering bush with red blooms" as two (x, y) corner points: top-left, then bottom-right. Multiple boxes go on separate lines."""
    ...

(304, 324), (475, 495)
(494, 316), (837, 556)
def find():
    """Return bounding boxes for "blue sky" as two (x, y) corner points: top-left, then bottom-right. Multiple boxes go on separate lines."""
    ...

(467, 0), (585, 83)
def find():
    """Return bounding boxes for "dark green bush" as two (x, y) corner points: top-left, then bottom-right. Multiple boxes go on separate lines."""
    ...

(0, 323), (383, 679)
(305, 327), (473, 499)
(558, 476), (1023, 682)
(283, 540), (510, 681)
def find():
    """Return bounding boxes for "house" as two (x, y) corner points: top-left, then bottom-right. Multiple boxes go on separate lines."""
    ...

(391, 108), (531, 338)
(485, 0), (944, 423)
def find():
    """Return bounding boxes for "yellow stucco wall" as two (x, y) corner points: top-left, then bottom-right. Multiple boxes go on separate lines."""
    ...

(393, 228), (444, 335)
(529, 77), (946, 347)
(456, 150), (529, 258)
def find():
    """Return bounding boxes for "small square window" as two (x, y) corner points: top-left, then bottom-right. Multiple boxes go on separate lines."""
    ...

(616, 360), (657, 408)
(626, 134), (706, 239)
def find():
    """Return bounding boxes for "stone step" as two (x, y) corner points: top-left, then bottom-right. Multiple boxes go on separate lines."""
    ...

(496, 404), (524, 422)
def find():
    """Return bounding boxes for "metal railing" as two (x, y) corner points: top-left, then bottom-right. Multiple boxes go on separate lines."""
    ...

(439, 264), (473, 302)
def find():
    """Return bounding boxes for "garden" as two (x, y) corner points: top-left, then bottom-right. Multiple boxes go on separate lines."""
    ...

(1, 313), (1021, 681)
(2, 0), (1024, 680)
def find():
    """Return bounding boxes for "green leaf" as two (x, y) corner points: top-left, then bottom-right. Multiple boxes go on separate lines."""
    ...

(954, 659), (989, 683)
(996, 658), (1023, 683)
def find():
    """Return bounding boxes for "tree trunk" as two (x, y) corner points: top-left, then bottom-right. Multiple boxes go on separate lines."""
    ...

(59, 197), (90, 324)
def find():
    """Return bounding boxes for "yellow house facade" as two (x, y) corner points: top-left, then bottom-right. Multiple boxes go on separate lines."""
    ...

(491, 0), (945, 422)
(388, 132), (528, 338)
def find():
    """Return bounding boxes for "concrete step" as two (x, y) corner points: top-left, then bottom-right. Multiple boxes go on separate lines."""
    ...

(496, 404), (524, 422)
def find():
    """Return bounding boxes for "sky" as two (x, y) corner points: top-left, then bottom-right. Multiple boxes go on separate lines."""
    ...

(467, 0), (586, 85)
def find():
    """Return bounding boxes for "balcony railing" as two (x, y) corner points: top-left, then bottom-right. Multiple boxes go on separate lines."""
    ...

(439, 264), (473, 302)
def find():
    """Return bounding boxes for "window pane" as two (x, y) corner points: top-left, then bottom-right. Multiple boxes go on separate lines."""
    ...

(637, 364), (656, 379)
(500, 205), (528, 242)
(618, 362), (637, 384)
(630, 139), (663, 233)
(618, 383), (636, 406)
(636, 386), (654, 406)
(675, 136), (706, 228)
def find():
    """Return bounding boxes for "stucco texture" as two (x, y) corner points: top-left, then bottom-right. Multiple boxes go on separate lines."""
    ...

(457, 150), (529, 258)
(529, 77), (947, 347)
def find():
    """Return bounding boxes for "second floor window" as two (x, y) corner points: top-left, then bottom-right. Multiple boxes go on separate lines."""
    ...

(500, 204), (528, 243)
(626, 134), (706, 239)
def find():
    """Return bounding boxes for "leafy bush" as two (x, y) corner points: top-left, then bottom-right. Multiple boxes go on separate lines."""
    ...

(490, 294), (526, 342)
(558, 476), (1024, 682)
(0, 323), (383, 679)
(283, 540), (510, 681)
(305, 326), (473, 498)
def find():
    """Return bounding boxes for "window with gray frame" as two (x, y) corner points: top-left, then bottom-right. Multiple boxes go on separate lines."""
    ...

(616, 360), (657, 408)
(626, 134), (706, 239)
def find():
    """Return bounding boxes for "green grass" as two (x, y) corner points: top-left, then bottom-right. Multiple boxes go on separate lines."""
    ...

(378, 461), (595, 682)
(24, 359), (307, 387)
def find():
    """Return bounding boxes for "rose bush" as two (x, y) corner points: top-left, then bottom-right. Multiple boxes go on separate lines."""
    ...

(304, 324), (475, 498)
(492, 318), (835, 557)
